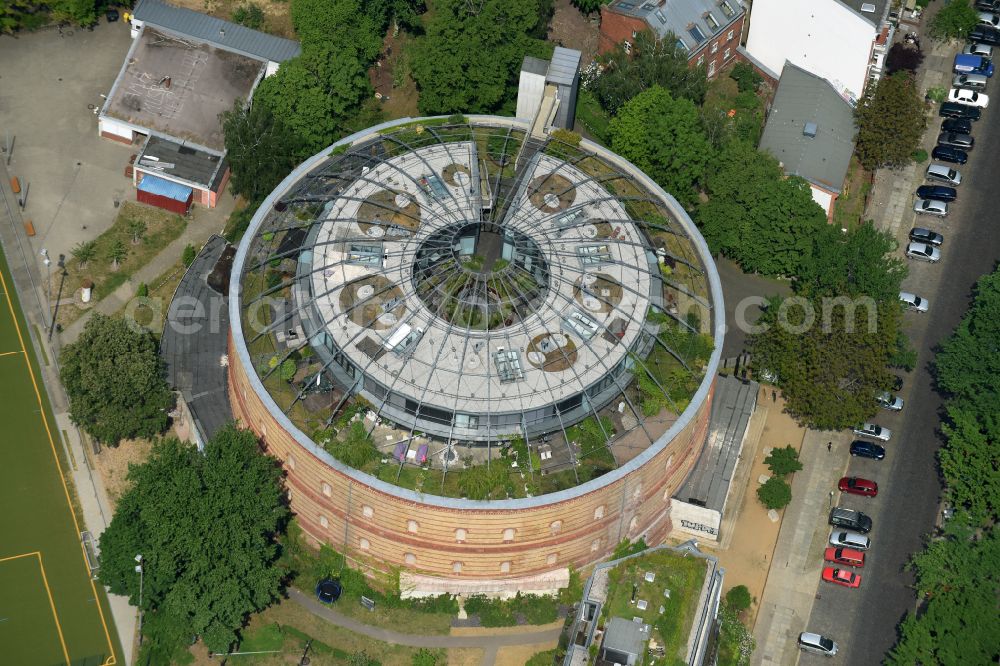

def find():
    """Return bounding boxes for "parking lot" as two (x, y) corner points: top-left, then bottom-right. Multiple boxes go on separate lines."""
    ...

(799, 21), (1000, 666)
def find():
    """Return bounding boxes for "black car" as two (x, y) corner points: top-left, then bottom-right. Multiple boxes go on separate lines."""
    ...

(916, 185), (958, 202)
(315, 578), (343, 604)
(938, 131), (975, 149)
(910, 227), (945, 246)
(850, 440), (886, 461)
(977, 0), (1000, 12)
(942, 117), (973, 133)
(932, 145), (969, 164)
(939, 102), (982, 120)
(970, 25), (1000, 45)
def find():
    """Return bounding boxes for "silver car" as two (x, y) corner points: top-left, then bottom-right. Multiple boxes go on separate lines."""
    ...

(979, 11), (1000, 26)
(964, 42), (994, 58)
(900, 291), (929, 312)
(913, 198), (948, 217)
(906, 242), (942, 262)
(854, 422), (892, 441)
(877, 391), (905, 411)
(954, 72), (989, 89)
(925, 163), (962, 186)
(798, 632), (838, 657)
(830, 530), (871, 550)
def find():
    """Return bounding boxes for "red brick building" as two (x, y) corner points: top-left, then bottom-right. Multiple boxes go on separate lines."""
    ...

(599, 0), (747, 79)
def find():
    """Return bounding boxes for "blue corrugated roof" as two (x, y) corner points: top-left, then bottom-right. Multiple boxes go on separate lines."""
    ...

(132, 0), (301, 63)
(138, 174), (194, 202)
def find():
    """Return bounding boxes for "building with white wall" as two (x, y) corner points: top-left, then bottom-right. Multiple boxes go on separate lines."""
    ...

(745, 0), (893, 104)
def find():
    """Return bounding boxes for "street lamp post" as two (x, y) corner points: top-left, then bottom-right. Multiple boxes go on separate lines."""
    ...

(40, 249), (51, 330)
(134, 554), (144, 646)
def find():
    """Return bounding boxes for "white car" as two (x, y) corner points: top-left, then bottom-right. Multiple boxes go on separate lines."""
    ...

(899, 291), (929, 312)
(830, 530), (871, 551)
(854, 423), (892, 441)
(877, 391), (905, 411)
(979, 11), (1000, 26)
(913, 198), (948, 217)
(948, 87), (990, 107)
(906, 242), (941, 263)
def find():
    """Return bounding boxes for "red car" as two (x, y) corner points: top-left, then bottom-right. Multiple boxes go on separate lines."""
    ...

(822, 566), (862, 588)
(839, 476), (878, 497)
(824, 547), (865, 568)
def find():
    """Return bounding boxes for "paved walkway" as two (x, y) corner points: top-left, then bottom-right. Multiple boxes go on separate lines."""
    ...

(287, 588), (563, 652)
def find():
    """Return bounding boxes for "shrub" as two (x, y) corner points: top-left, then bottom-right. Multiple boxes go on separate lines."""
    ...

(279, 358), (297, 382)
(764, 446), (802, 476)
(181, 244), (197, 267)
(611, 537), (648, 560)
(757, 477), (792, 510)
(136, 282), (148, 298)
(446, 114), (467, 124)
(231, 2), (265, 30)
(911, 148), (928, 163)
(926, 86), (947, 103)
(730, 62), (763, 93)
(725, 585), (753, 613)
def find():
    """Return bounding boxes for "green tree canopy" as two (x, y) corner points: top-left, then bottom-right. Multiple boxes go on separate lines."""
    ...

(290, 0), (386, 61)
(798, 222), (907, 303)
(410, 0), (551, 114)
(756, 477), (791, 510)
(254, 43), (373, 154)
(764, 445), (802, 477)
(697, 142), (827, 276)
(1, 0), (98, 32)
(59, 314), (174, 445)
(222, 101), (305, 204)
(98, 427), (288, 656)
(608, 85), (711, 209)
(750, 298), (897, 429)
(590, 30), (708, 114)
(854, 72), (927, 170)
(928, 0), (978, 41)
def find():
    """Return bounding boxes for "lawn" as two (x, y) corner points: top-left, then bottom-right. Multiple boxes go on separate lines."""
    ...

(56, 202), (187, 330)
(603, 549), (708, 663)
(574, 88), (611, 145)
(0, 248), (123, 664)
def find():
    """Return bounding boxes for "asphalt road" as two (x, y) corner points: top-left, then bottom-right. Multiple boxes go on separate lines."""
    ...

(801, 102), (1000, 663)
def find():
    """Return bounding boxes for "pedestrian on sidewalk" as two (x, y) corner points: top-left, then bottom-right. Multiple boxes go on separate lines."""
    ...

(771, 389), (776, 402)
(827, 441), (832, 452)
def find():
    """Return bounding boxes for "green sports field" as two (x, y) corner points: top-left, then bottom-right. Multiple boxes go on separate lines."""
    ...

(0, 248), (123, 666)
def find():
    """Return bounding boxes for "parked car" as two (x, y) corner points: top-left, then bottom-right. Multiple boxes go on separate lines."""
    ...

(910, 227), (945, 245)
(955, 52), (995, 76)
(931, 145), (969, 164)
(938, 102), (982, 120)
(964, 41), (994, 59)
(942, 117), (974, 134)
(850, 440), (886, 460)
(948, 87), (990, 107)
(976, 0), (1000, 13)
(913, 198), (949, 217)
(876, 391), (904, 411)
(937, 131), (975, 149)
(953, 73), (989, 90)
(854, 423), (892, 441)
(829, 529), (871, 550)
(822, 567), (862, 588)
(906, 242), (942, 262)
(830, 507), (873, 532)
(979, 11), (1000, 27)
(824, 547), (866, 568)
(916, 184), (957, 201)
(798, 632), (839, 657)
(839, 476), (879, 497)
(969, 25), (1000, 46)
(900, 291), (930, 313)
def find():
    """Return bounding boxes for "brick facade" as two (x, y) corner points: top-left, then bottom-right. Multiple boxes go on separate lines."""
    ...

(227, 333), (714, 586)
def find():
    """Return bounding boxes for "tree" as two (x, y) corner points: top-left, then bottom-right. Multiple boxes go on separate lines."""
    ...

(797, 222), (907, 303)
(71, 240), (97, 268)
(608, 86), (711, 208)
(412, 648), (439, 666)
(126, 217), (147, 245)
(591, 30), (707, 114)
(571, 0), (603, 13)
(254, 44), (372, 154)
(107, 238), (128, 270)
(725, 585), (752, 613)
(854, 72), (927, 170)
(290, 0), (385, 62)
(885, 43), (924, 75)
(764, 445), (802, 477)
(98, 427), (289, 655)
(698, 142), (828, 276)
(887, 524), (1000, 665)
(59, 314), (174, 445)
(756, 477), (791, 510)
(749, 298), (898, 429)
(928, 0), (978, 41)
(223, 102), (304, 204)
(231, 2), (265, 29)
(410, 0), (551, 114)
(729, 62), (762, 93)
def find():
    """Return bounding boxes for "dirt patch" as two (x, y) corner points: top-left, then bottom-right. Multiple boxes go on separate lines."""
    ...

(372, 30), (421, 119)
(548, 0), (601, 64)
(495, 642), (560, 665)
(90, 437), (154, 510)
(448, 619), (563, 637)
(163, 0), (296, 39)
(447, 648), (484, 666)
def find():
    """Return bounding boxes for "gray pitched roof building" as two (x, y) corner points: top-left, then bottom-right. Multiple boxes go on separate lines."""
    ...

(759, 63), (857, 197)
(604, 0), (743, 52)
(132, 0), (300, 63)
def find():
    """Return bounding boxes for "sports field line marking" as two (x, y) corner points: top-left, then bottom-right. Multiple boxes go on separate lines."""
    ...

(0, 551), (70, 666)
(0, 350), (24, 357)
(0, 268), (118, 665)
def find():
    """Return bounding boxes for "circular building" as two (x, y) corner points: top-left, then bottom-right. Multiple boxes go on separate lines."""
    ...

(228, 117), (724, 595)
